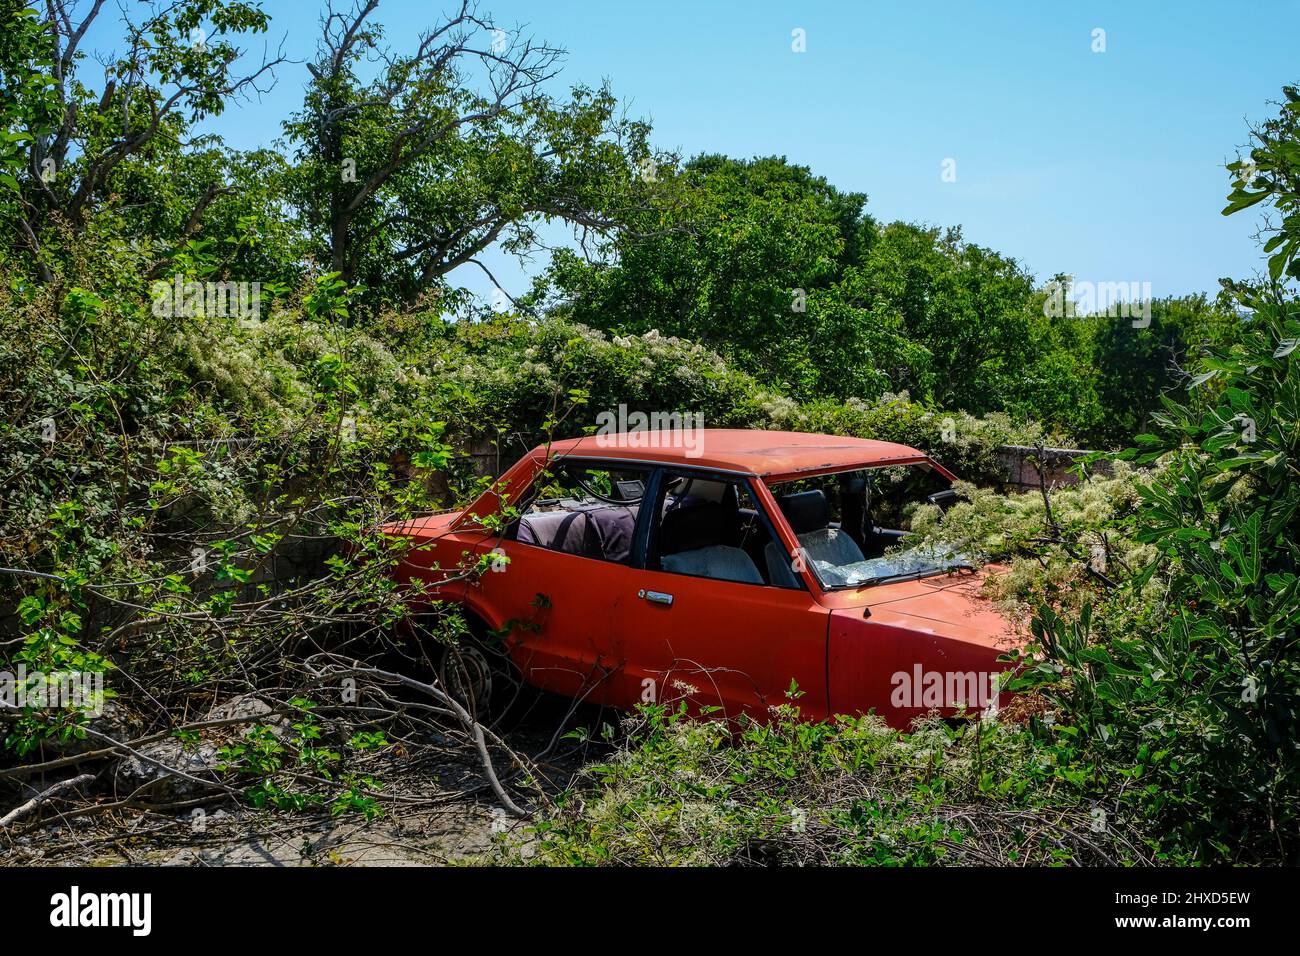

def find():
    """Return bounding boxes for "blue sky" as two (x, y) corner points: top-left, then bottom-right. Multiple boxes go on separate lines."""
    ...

(90, 0), (1299, 306)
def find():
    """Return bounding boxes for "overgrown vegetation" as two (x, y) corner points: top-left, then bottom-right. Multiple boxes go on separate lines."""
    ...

(503, 703), (1152, 866)
(1, 1), (1296, 866)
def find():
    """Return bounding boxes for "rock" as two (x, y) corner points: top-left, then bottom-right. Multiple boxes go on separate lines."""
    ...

(41, 700), (145, 757)
(111, 694), (286, 802)
(112, 737), (223, 802)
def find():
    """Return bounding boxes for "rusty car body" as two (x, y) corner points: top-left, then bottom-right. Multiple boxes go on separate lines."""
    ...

(383, 430), (1019, 726)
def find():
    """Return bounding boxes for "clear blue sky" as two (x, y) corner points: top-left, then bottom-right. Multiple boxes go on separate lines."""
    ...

(93, 0), (1300, 306)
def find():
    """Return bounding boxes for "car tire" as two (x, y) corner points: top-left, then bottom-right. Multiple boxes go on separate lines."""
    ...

(435, 627), (524, 729)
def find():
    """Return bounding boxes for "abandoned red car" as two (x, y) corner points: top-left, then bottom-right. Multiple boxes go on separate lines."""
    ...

(385, 429), (1019, 727)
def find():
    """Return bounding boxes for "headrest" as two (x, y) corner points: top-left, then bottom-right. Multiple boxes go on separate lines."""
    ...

(660, 501), (737, 555)
(777, 490), (830, 535)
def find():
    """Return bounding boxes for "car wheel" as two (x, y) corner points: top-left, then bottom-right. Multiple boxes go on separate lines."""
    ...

(438, 631), (533, 729)
(438, 642), (496, 719)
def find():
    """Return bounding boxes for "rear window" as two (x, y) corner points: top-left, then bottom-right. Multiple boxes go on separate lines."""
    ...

(509, 462), (648, 564)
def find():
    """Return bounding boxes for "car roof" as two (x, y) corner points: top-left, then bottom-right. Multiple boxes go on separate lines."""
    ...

(538, 429), (938, 480)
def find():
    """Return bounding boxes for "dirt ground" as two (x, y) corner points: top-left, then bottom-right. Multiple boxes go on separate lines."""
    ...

(2, 800), (519, 866)
(0, 702), (596, 867)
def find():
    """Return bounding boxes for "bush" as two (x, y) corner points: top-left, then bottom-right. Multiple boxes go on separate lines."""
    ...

(500, 702), (1150, 866)
(1015, 291), (1300, 862)
(905, 462), (1156, 615)
(417, 315), (1045, 486)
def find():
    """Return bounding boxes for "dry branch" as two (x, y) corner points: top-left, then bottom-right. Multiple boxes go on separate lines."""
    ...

(1, 773), (95, 828)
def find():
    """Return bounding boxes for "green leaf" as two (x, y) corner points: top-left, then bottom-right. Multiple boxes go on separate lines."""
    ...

(1221, 189), (1268, 215)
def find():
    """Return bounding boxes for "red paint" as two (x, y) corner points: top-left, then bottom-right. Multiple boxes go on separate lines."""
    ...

(382, 430), (1020, 727)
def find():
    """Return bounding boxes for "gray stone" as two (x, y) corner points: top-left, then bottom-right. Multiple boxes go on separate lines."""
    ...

(111, 694), (286, 802)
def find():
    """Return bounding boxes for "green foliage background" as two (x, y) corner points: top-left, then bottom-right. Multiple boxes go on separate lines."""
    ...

(1, 1), (1297, 865)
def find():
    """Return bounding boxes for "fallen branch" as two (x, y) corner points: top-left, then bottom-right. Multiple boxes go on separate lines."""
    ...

(0, 773), (96, 828)
(302, 656), (540, 818)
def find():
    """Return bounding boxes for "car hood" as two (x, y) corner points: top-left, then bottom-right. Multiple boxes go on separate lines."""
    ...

(826, 569), (1022, 724)
(379, 511), (460, 539)
(843, 569), (1022, 649)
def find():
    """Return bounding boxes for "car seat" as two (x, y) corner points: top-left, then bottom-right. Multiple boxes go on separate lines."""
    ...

(764, 489), (866, 587)
(516, 509), (603, 558)
(658, 501), (763, 584)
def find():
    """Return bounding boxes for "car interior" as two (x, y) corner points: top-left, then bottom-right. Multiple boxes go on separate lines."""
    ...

(762, 488), (866, 588)
(761, 466), (960, 587)
(509, 463), (956, 589)
(652, 476), (780, 585)
(510, 465), (798, 588)
(511, 465), (646, 564)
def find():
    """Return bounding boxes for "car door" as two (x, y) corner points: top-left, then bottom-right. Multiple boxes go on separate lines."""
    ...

(609, 468), (830, 721)
(461, 459), (650, 708)
(478, 538), (632, 706)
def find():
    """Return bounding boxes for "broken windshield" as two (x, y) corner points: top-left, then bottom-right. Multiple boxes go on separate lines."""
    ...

(765, 464), (972, 589)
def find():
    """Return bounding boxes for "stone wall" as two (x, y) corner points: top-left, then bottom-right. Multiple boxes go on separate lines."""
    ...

(994, 444), (1108, 492)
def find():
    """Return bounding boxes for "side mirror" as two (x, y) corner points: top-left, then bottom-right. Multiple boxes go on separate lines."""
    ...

(925, 489), (964, 512)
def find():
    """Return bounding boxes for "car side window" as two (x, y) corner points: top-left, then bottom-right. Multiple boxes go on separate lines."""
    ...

(649, 472), (802, 588)
(509, 461), (648, 565)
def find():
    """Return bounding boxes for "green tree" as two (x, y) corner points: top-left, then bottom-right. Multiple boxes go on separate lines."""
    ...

(4, 0), (282, 281)
(1224, 84), (1300, 287)
(852, 222), (1041, 412)
(0, 3), (57, 194)
(542, 156), (1064, 413)
(541, 154), (907, 398)
(1088, 294), (1240, 447)
(284, 0), (658, 307)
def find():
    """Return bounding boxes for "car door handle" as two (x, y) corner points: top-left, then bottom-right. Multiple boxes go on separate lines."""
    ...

(637, 588), (674, 606)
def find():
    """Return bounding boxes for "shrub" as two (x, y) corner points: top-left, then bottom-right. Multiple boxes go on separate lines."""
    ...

(906, 462), (1156, 615)
(1017, 294), (1299, 862)
(501, 702), (1149, 866)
